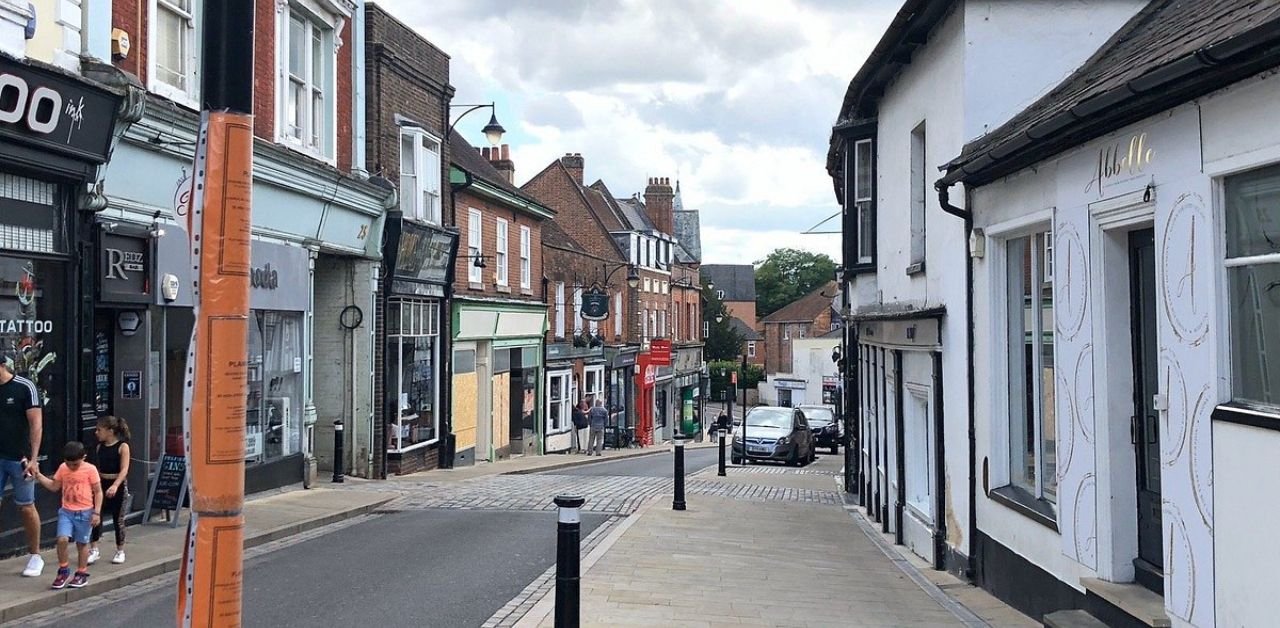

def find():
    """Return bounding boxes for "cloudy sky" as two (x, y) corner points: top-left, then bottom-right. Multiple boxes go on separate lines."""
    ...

(378, 0), (899, 265)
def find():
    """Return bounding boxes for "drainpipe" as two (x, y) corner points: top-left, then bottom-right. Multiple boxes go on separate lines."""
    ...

(936, 181), (977, 581)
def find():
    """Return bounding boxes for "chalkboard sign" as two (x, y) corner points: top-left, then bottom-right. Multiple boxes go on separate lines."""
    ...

(144, 454), (189, 528)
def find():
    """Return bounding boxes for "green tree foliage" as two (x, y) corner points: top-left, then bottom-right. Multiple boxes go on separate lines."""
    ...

(755, 248), (838, 318)
(702, 285), (744, 361)
(708, 360), (765, 401)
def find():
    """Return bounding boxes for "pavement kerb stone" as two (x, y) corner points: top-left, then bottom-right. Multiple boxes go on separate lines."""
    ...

(513, 495), (660, 628)
(0, 492), (394, 625)
(501, 442), (719, 476)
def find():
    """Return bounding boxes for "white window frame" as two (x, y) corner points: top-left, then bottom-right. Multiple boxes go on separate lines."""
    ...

(662, 281), (669, 294)
(555, 282), (566, 338)
(573, 287), (583, 335)
(904, 383), (933, 518)
(519, 226), (531, 290)
(784, 326), (791, 340)
(468, 208), (483, 285)
(148, 0), (201, 107)
(853, 138), (874, 265)
(547, 370), (572, 434)
(495, 218), (509, 287)
(716, 289), (725, 300)
(747, 341), (756, 358)
(613, 292), (622, 337)
(584, 365), (605, 407)
(276, 0), (344, 163)
(387, 298), (441, 453)
(399, 128), (442, 224)
(642, 308), (650, 340)
(643, 277), (651, 293)
(909, 122), (927, 269)
(703, 320), (709, 339)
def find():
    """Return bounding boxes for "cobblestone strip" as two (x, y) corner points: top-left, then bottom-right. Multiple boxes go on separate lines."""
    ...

(481, 515), (622, 628)
(12, 515), (378, 628)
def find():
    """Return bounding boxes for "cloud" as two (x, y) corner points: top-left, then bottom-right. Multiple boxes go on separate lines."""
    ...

(376, 0), (897, 264)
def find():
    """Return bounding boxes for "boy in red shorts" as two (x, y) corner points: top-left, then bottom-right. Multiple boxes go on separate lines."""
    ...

(33, 441), (102, 589)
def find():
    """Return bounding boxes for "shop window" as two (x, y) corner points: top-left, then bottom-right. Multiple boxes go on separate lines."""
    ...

(277, 3), (338, 160)
(399, 129), (442, 224)
(0, 257), (67, 467)
(905, 385), (932, 516)
(584, 367), (604, 407)
(1003, 231), (1057, 505)
(150, 0), (200, 106)
(547, 371), (571, 434)
(0, 174), (66, 255)
(387, 299), (440, 452)
(1225, 165), (1280, 410)
(246, 310), (304, 463)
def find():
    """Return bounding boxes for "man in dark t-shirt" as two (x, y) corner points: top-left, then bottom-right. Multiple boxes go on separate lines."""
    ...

(0, 359), (44, 577)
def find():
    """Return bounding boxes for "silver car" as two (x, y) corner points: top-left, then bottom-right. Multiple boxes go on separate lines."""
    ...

(731, 406), (815, 466)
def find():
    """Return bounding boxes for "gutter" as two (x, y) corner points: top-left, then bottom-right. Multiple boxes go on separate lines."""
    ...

(941, 16), (1280, 187)
(937, 181), (977, 581)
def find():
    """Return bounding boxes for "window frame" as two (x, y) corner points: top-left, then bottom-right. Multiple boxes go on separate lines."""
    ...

(387, 298), (441, 453)
(546, 370), (573, 435)
(495, 218), (509, 287)
(398, 128), (442, 224)
(908, 122), (927, 273)
(148, 0), (201, 107)
(519, 226), (531, 290)
(467, 208), (483, 285)
(842, 132), (877, 272)
(747, 341), (756, 358)
(1222, 164), (1280, 413)
(276, 1), (341, 163)
(554, 282), (566, 339)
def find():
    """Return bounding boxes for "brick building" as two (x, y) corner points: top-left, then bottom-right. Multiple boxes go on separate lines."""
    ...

(364, 3), (458, 476)
(761, 281), (838, 376)
(97, 0), (393, 496)
(701, 264), (765, 366)
(449, 135), (552, 464)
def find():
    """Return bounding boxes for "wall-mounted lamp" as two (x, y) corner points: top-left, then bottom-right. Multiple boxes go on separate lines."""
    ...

(448, 102), (506, 146)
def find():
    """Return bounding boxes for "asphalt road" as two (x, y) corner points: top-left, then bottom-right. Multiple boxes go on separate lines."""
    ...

(545, 446), (720, 478)
(47, 509), (606, 628)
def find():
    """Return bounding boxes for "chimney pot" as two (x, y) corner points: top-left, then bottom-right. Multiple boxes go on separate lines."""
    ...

(501, 144), (510, 160)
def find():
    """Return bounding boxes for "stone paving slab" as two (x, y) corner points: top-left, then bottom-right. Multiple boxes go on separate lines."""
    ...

(0, 487), (390, 625)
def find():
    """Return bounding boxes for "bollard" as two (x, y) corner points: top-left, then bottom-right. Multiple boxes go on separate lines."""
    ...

(332, 419), (344, 483)
(672, 435), (687, 511)
(554, 493), (586, 628)
(717, 428), (727, 477)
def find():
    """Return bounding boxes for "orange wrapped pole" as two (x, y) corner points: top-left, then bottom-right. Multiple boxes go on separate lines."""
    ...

(178, 2), (254, 625)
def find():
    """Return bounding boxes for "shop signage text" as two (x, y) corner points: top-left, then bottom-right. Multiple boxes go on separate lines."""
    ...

(1086, 132), (1154, 197)
(0, 319), (53, 334)
(250, 263), (279, 290)
(104, 248), (145, 280)
(98, 232), (151, 304)
(649, 339), (672, 366)
(0, 58), (118, 163)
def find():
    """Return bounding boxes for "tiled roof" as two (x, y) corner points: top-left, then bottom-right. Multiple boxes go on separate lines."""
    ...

(614, 195), (656, 232)
(700, 264), (756, 302)
(943, 0), (1280, 185)
(448, 131), (549, 210)
(672, 210), (701, 264)
(541, 219), (589, 254)
(762, 281), (838, 323)
(586, 181), (627, 231)
(728, 316), (763, 341)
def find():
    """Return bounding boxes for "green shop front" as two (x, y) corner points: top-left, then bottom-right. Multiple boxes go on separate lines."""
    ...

(451, 298), (547, 464)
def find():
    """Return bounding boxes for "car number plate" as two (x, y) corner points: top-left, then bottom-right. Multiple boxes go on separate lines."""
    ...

(749, 446), (770, 453)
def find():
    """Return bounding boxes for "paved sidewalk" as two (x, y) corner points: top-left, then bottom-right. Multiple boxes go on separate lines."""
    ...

(0, 486), (389, 624)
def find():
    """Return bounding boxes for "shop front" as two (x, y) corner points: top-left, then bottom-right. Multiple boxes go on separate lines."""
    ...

(379, 218), (456, 476)
(604, 346), (637, 448)
(0, 55), (123, 554)
(452, 299), (546, 464)
(545, 342), (605, 454)
(672, 345), (705, 438)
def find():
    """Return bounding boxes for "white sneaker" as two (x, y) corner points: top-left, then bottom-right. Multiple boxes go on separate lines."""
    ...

(111, 550), (126, 564)
(87, 548), (100, 565)
(21, 554), (43, 577)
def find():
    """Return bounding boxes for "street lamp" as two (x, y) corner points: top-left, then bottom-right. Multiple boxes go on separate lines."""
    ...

(599, 262), (640, 289)
(714, 313), (725, 324)
(448, 102), (506, 146)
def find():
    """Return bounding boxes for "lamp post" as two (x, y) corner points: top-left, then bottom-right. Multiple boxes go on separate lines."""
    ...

(447, 102), (506, 146)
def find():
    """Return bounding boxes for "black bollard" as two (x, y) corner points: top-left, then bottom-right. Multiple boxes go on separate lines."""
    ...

(554, 493), (586, 628)
(717, 428), (727, 477)
(672, 435), (687, 511)
(331, 419), (344, 483)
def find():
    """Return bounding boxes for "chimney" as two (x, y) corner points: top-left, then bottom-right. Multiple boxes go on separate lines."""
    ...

(486, 143), (515, 183)
(644, 176), (675, 234)
(561, 153), (584, 185)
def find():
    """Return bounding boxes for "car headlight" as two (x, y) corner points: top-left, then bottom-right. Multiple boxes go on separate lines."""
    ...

(776, 436), (788, 445)
(733, 434), (742, 443)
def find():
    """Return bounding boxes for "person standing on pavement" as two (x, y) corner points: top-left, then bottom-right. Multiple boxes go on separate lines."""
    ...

(0, 359), (45, 577)
(571, 399), (589, 454)
(89, 415), (131, 565)
(32, 441), (101, 589)
(587, 398), (609, 456)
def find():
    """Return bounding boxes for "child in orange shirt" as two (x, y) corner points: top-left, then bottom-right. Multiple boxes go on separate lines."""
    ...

(33, 441), (102, 589)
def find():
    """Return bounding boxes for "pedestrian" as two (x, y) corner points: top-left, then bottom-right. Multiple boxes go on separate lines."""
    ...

(587, 398), (609, 456)
(32, 441), (101, 589)
(89, 415), (131, 565)
(0, 358), (44, 577)
(571, 399), (589, 454)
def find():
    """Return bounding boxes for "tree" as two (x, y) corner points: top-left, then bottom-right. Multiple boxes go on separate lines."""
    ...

(702, 285), (744, 361)
(754, 248), (838, 318)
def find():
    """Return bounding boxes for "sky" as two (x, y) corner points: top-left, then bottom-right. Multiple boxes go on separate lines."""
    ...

(378, 0), (900, 265)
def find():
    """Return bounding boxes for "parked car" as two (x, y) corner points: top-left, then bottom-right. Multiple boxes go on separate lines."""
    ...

(731, 406), (815, 466)
(797, 405), (840, 454)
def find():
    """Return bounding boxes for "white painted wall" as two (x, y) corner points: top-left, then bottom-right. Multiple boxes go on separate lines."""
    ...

(1214, 421), (1280, 627)
(961, 0), (1146, 142)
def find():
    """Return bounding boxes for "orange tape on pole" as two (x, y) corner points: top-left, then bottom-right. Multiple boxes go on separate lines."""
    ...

(177, 111), (252, 628)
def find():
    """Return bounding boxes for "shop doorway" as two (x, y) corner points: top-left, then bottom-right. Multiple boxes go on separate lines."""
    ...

(1128, 228), (1163, 593)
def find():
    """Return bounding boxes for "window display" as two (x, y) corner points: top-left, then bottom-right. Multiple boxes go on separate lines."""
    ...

(388, 298), (439, 452)
(0, 256), (66, 464)
(246, 310), (303, 464)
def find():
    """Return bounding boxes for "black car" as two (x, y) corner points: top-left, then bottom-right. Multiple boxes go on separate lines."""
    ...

(798, 405), (840, 454)
(731, 406), (815, 466)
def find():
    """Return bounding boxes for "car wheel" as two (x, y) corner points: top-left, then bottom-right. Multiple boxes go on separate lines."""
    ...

(787, 449), (799, 467)
(732, 455), (741, 465)
(831, 445), (839, 455)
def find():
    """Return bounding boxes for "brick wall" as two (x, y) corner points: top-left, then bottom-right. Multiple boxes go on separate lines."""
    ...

(453, 190), (544, 303)
(543, 244), (624, 343)
(253, 0), (274, 140)
(111, 0), (146, 81)
(763, 313), (834, 375)
(523, 160), (624, 263)
(723, 301), (759, 329)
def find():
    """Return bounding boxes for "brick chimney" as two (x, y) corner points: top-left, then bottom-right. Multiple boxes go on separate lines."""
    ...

(481, 144), (516, 183)
(643, 177), (674, 234)
(561, 153), (584, 185)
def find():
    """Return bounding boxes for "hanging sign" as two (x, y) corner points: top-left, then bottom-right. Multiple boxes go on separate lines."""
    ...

(580, 286), (609, 320)
(649, 338), (672, 366)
